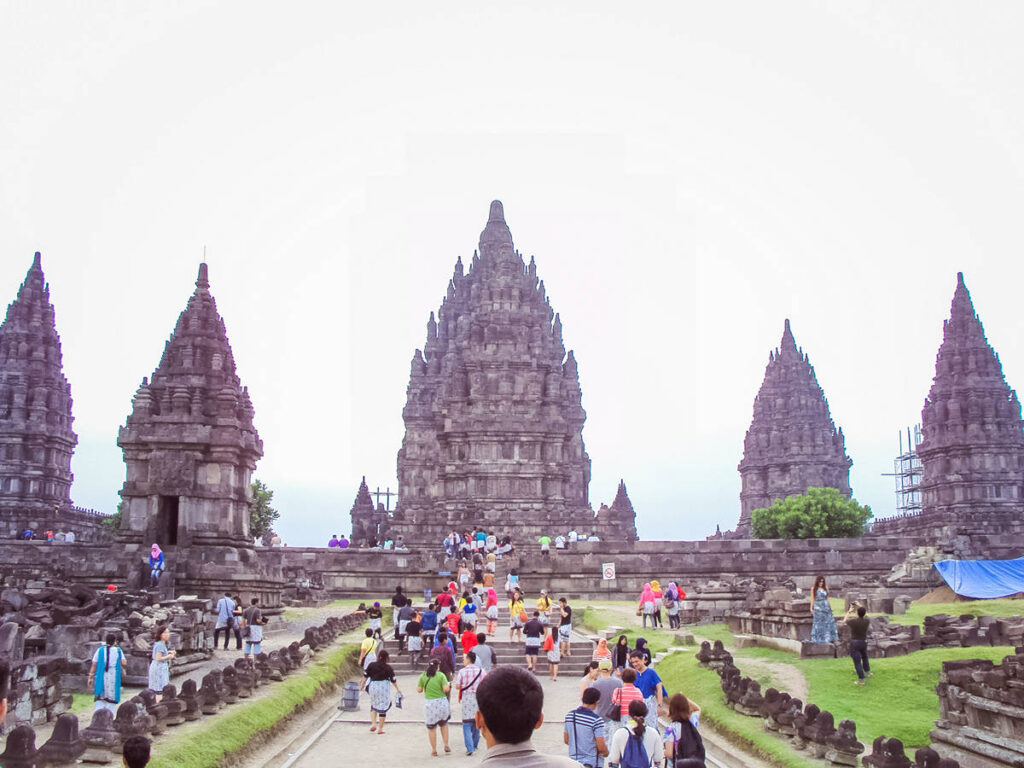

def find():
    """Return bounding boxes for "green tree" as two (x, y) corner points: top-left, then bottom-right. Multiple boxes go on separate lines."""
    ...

(751, 487), (872, 539)
(102, 500), (124, 531)
(249, 479), (280, 544)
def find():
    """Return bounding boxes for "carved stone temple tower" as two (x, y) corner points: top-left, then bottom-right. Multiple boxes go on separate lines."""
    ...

(736, 319), (852, 536)
(914, 273), (1024, 533)
(118, 264), (274, 597)
(389, 201), (636, 543)
(0, 253), (77, 535)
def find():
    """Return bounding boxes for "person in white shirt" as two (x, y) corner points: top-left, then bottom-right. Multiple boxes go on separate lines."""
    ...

(567, 530), (579, 546)
(554, 535), (566, 550)
(65, 530), (76, 543)
(607, 700), (665, 767)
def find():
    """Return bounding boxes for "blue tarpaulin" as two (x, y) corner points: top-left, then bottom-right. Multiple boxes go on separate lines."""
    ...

(933, 557), (1024, 599)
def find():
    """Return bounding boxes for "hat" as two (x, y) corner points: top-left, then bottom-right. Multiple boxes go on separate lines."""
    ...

(540, 589), (548, 594)
(598, 659), (613, 670)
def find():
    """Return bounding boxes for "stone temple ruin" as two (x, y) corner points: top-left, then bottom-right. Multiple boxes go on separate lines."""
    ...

(0, 254), (104, 542)
(735, 318), (853, 537)
(117, 263), (277, 600)
(381, 201), (637, 544)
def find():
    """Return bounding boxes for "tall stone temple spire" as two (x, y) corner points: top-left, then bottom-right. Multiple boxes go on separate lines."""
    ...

(118, 264), (264, 572)
(736, 319), (852, 536)
(392, 201), (636, 542)
(0, 253), (77, 530)
(916, 273), (1024, 528)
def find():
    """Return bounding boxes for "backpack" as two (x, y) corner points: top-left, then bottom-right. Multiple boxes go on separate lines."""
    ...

(620, 729), (650, 768)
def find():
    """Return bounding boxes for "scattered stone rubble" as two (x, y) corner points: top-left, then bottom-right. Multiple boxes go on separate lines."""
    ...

(930, 648), (1024, 767)
(707, 652), (967, 767)
(0, 611), (366, 766)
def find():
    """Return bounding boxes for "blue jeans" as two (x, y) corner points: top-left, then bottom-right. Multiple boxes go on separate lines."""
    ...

(462, 720), (480, 753)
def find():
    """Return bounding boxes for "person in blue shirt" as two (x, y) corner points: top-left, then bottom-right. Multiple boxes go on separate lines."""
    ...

(564, 687), (608, 766)
(420, 604), (439, 649)
(629, 651), (665, 727)
(148, 544), (165, 588)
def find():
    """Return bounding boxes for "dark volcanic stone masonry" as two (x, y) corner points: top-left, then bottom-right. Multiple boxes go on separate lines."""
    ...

(918, 274), (1024, 524)
(736, 319), (852, 536)
(118, 264), (263, 550)
(0, 253), (77, 530)
(387, 201), (636, 543)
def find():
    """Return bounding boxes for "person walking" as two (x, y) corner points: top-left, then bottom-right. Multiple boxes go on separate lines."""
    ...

(650, 580), (664, 629)
(563, 687), (608, 767)
(523, 612), (544, 672)
(214, 592), (235, 650)
(362, 650), (402, 734)
(592, 637), (612, 664)
(390, 586), (408, 634)
(485, 588), (499, 636)
(148, 544), (164, 588)
(544, 628), (561, 680)
(612, 635), (631, 676)
(473, 633), (496, 671)
(664, 583), (681, 630)
(591, 659), (623, 744)
(633, 638), (652, 667)
(454, 651), (488, 755)
(537, 590), (553, 629)
(88, 633), (127, 713)
(241, 598), (266, 661)
(630, 651), (665, 727)
(417, 659), (452, 756)
(559, 597), (574, 657)
(611, 668), (644, 721)
(579, 661), (599, 697)
(148, 625), (175, 698)
(509, 591), (526, 642)
(663, 693), (705, 767)
(231, 595), (244, 650)
(637, 584), (657, 629)
(359, 628), (380, 673)
(845, 602), (872, 685)
(430, 631), (456, 678)
(367, 601), (384, 639)
(809, 575), (838, 643)
(538, 533), (552, 556)
(606, 700), (665, 767)
(406, 611), (424, 667)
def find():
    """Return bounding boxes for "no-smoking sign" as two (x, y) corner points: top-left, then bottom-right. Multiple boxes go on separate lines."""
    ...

(602, 562), (616, 580)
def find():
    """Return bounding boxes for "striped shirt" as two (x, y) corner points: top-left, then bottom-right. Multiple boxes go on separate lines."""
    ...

(612, 683), (644, 719)
(563, 706), (604, 766)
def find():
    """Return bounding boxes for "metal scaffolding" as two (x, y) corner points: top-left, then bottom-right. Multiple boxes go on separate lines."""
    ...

(883, 425), (923, 516)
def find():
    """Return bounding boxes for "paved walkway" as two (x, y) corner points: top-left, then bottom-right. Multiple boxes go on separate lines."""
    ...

(289, 667), (584, 766)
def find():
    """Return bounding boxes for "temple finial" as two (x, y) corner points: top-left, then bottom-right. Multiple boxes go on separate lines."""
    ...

(196, 262), (210, 290)
(488, 200), (505, 223)
(780, 319), (797, 353)
(32, 251), (42, 269)
(479, 200), (513, 252)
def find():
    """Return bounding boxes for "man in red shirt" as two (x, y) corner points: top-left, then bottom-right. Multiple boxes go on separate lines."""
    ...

(461, 627), (479, 655)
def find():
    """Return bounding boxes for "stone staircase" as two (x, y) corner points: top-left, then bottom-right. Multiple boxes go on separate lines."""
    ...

(379, 605), (596, 677)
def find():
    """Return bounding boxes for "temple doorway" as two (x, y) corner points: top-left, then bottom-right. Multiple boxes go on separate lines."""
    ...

(156, 495), (180, 547)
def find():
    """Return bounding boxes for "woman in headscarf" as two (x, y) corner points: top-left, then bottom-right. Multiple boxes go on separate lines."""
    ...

(664, 582), (682, 630)
(651, 580), (664, 628)
(88, 633), (127, 713)
(148, 544), (164, 588)
(637, 583), (656, 629)
(612, 634), (631, 675)
(591, 637), (612, 663)
(485, 588), (499, 636)
(634, 637), (652, 666)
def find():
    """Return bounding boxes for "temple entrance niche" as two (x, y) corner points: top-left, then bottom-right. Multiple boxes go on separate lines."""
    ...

(155, 495), (180, 547)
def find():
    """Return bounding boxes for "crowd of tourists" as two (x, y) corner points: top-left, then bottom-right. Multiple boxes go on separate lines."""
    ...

(17, 527), (77, 542)
(441, 529), (517, 560)
(635, 580), (687, 630)
(354, 580), (707, 765)
(537, 529), (603, 555)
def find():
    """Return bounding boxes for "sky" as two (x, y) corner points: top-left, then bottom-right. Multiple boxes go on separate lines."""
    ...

(2, 2), (1023, 545)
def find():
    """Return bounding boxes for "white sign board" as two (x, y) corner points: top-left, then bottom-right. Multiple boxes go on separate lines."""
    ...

(602, 562), (616, 581)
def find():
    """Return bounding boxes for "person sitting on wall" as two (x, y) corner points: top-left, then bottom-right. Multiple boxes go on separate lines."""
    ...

(338, 534), (350, 549)
(20, 528), (34, 540)
(149, 543), (165, 588)
(65, 529), (76, 543)
(328, 534), (340, 548)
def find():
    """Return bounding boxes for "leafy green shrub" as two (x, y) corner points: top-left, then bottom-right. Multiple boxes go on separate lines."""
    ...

(751, 487), (871, 539)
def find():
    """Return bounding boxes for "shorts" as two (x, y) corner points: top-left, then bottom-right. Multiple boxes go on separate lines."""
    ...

(407, 636), (422, 651)
(558, 625), (572, 641)
(525, 646), (539, 656)
(511, 616), (524, 628)
(245, 641), (262, 655)
(424, 697), (451, 728)
(398, 620), (410, 636)
(547, 649), (561, 663)
(464, 614), (477, 626)
(539, 614), (550, 626)
(369, 618), (382, 630)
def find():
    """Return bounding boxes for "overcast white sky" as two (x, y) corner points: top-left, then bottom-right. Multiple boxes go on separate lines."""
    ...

(2, 2), (1023, 545)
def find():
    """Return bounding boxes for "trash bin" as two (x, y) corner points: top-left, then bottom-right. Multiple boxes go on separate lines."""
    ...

(340, 680), (360, 711)
(424, 588), (432, 601)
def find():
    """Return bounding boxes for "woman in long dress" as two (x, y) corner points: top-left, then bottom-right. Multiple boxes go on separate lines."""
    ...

(88, 633), (127, 713)
(148, 625), (176, 699)
(809, 575), (838, 643)
(637, 583), (657, 629)
(362, 650), (402, 734)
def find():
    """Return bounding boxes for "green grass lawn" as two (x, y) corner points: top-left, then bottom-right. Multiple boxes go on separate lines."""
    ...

(281, 598), (368, 622)
(148, 643), (359, 768)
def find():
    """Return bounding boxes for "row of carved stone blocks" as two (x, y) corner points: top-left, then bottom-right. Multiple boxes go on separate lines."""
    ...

(696, 640), (963, 767)
(0, 612), (366, 767)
